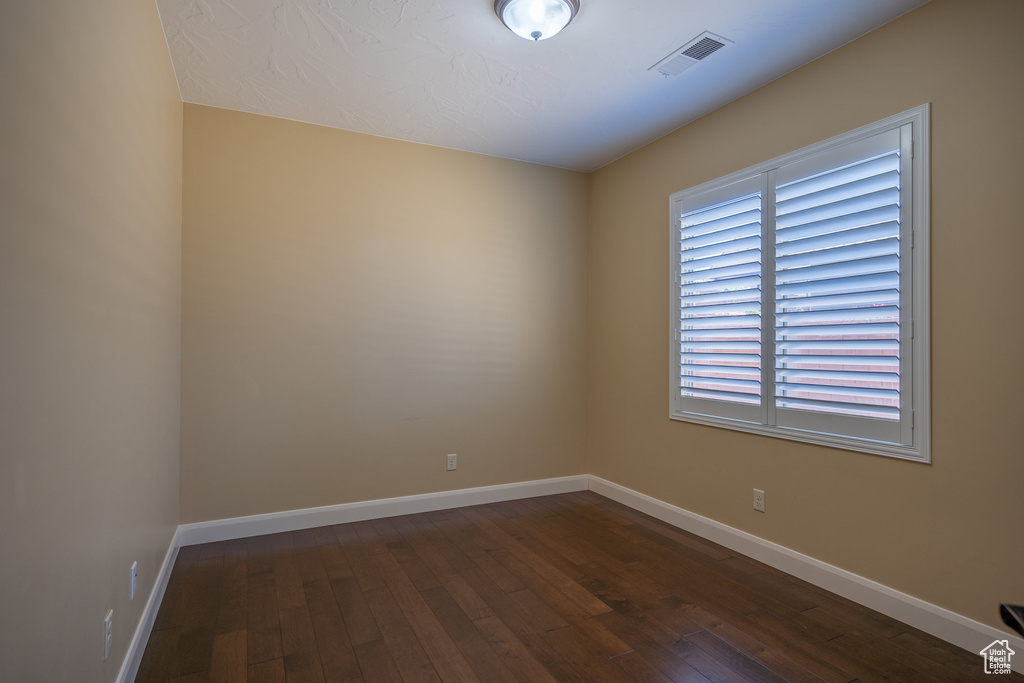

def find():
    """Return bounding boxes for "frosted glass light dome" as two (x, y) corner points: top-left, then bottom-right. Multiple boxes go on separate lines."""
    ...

(494, 0), (580, 41)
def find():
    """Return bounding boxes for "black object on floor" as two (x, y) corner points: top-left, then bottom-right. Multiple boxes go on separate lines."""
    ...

(1001, 603), (1024, 637)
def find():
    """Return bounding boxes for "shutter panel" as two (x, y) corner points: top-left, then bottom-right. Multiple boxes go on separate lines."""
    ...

(670, 109), (926, 459)
(773, 131), (905, 439)
(676, 178), (764, 421)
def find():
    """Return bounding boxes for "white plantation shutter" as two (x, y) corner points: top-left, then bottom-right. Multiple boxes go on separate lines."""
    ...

(772, 128), (909, 443)
(676, 177), (763, 422)
(670, 107), (928, 460)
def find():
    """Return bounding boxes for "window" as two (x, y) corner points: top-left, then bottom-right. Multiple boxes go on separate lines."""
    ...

(669, 106), (930, 461)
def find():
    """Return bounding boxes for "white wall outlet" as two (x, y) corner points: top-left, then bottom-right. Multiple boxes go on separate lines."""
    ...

(103, 610), (113, 660)
(446, 453), (457, 471)
(753, 488), (765, 512)
(130, 561), (138, 601)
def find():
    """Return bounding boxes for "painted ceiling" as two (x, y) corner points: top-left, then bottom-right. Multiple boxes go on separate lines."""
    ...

(156, 0), (929, 171)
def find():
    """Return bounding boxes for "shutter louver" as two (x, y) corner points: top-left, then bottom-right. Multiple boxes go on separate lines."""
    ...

(679, 193), (762, 406)
(774, 150), (902, 421)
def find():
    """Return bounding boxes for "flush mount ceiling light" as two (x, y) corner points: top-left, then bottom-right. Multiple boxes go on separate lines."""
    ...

(494, 0), (580, 41)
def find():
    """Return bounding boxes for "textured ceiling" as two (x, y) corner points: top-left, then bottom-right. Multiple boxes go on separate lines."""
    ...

(156, 0), (929, 171)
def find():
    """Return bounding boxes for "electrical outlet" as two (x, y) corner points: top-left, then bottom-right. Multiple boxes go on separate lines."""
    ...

(103, 610), (113, 660)
(446, 453), (457, 471)
(130, 561), (138, 601)
(753, 488), (765, 513)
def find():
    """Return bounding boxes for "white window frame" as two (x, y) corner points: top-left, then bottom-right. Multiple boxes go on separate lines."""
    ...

(668, 105), (930, 463)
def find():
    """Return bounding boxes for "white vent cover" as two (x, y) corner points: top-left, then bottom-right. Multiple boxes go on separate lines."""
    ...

(650, 31), (733, 77)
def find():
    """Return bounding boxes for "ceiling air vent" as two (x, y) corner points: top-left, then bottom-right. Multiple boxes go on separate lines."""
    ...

(650, 31), (732, 77)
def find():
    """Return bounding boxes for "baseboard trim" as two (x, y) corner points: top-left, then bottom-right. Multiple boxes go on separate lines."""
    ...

(587, 475), (1024, 657)
(116, 526), (181, 683)
(178, 475), (590, 547)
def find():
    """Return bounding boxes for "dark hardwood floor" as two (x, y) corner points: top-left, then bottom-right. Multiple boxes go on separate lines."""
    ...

(136, 492), (1019, 682)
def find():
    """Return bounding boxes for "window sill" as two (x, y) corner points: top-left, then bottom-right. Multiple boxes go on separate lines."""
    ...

(669, 410), (929, 463)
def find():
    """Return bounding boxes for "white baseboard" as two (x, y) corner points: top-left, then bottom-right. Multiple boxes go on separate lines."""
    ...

(587, 475), (1024, 657)
(116, 526), (180, 683)
(177, 475), (590, 547)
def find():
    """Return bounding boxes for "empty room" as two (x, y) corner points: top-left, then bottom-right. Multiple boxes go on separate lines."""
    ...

(2, 0), (1023, 681)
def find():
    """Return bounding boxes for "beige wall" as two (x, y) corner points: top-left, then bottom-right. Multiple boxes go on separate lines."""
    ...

(180, 105), (590, 523)
(588, 0), (1024, 633)
(0, 0), (183, 681)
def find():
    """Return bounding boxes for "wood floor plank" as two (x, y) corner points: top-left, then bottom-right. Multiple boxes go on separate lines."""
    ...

(390, 514), (495, 622)
(609, 650), (681, 683)
(138, 493), (1016, 683)
(670, 635), (764, 683)
(513, 496), (563, 520)
(279, 604), (326, 683)
(351, 520), (390, 556)
(318, 540), (356, 582)
(460, 505), (613, 617)
(824, 630), (970, 683)
(404, 507), (570, 635)
(483, 546), (594, 624)
(482, 516), (594, 591)
(333, 523), (387, 593)
(247, 658), (286, 683)
(313, 525), (341, 547)
(506, 586), (572, 632)
(419, 586), (519, 683)
(685, 628), (792, 683)
(536, 498), (766, 616)
(492, 500), (596, 566)
(372, 549), (481, 682)
(170, 672), (210, 683)
(594, 611), (714, 683)
(210, 630), (247, 683)
(682, 608), (829, 683)
(594, 601), (746, 683)
(447, 508), (599, 626)
(362, 583), (442, 682)
(401, 517), (608, 680)
(541, 623), (638, 683)
(351, 639), (404, 683)
(488, 499), (525, 519)
(176, 544), (203, 564)
(135, 627), (182, 683)
(329, 575), (382, 647)
(172, 557), (224, 678)
(710, 556), (823, 613)
(803, 600), (905, 640)
(739, 596), (845, 643)
(247, 569), (284, 665)
(246, 535), (276, 576)
(532, 496), (644, 563)
(304, 579), (363, 683)
(427, 514), (526, 594)
(740, 607), (903, 682)
(373, 517), (441, 593)
(270, 532), (306, 610)
(620, 536), (775, 616)
(216, 550), (249, 635)
(890, 630), (987, 678)
(594, 500), (733, 561)
(470, 615), (560, 683)
(292, 528), (330, 586)
(572, 550), (683, 618)
(198, 541), (227, 560)
(678, 604), (857, 683)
